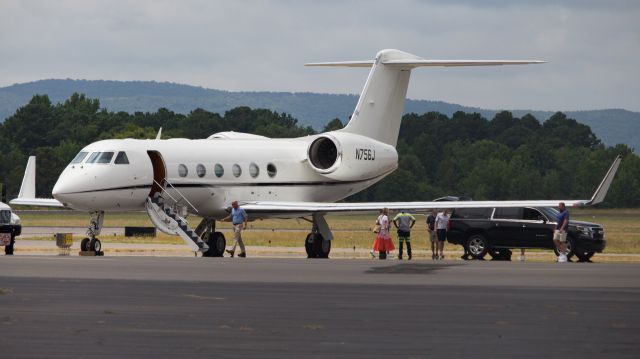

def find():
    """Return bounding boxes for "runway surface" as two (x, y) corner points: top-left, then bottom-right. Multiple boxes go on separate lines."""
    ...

(1, 256), (639, 358)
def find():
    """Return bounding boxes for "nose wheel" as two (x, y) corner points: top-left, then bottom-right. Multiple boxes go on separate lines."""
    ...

(80, 237), (102, 254)
(80, 211), (105, 255)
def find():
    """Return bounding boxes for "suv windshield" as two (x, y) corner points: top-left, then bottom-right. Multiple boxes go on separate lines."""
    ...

(0, 210), (10, 224)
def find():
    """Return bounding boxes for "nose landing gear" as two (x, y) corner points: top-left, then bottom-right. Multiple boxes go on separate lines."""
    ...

(80, 211), (104, 255)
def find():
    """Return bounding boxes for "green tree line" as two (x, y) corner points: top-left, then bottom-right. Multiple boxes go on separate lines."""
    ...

(0, 93), (638, 207)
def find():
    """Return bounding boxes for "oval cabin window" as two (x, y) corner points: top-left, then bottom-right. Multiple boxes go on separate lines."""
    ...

(267, 163), (277, 178)
(196, 164), (206, 178)
(214, 164), (224, 178)
(249, 163), (259, 178)
(178, 164), (188, 177)
(232, 164), (242, 177)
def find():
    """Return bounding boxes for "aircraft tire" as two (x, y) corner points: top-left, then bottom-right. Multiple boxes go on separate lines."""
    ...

(314, 236), (331, 259)
(80, 238), (91, 252)
(204, 232), (226, 257)
(305, 233), (316, 258)
(90, 238), (101, 253)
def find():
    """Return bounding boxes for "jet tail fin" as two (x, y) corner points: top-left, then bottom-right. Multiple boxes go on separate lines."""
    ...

(307, 49), (544, 147)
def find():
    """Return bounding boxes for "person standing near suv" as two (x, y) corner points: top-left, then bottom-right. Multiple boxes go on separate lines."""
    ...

(393, 210), (416, 260)
(554, 202), (570, 263)
(435, 209), (450, 260)
(426, 209), (437, 260)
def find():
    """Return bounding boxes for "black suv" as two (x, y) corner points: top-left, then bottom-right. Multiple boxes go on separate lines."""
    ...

(447, 206), (605, 261)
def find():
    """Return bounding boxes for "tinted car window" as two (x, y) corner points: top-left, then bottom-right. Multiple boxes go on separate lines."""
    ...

(453, 208), (493, 219)
(493, 207), (522, 219)
(523, 208), (546, 221)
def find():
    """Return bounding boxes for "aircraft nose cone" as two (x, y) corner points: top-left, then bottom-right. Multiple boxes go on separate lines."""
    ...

(52, 178), (73, 203)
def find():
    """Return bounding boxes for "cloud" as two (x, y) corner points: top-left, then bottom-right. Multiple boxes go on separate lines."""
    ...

(0, 0), (638, 111)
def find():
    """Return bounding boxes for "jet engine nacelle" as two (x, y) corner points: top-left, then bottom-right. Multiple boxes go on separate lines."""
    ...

(306, 132), (398, 181)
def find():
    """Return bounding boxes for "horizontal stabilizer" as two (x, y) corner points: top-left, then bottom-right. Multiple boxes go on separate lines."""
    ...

(306, 59), (545, 68)
(305, 60), (374, 67)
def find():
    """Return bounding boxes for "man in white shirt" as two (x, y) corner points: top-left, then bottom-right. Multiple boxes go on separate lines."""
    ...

(434, 209), (450, 260)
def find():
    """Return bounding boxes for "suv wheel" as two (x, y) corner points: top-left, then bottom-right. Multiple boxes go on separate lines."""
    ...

(466, 234), (489, 259)
(553, 236), (576, 259)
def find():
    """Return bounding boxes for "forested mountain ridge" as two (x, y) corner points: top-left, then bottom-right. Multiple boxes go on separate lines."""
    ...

(1, 79), (638, 152)
(0, 93), (638, 207)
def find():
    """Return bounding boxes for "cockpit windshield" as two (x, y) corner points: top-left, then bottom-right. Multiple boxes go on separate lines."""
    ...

(95, 152), (114, 164)
(87, 152), (100, 163)
(70, 151), (88, 164)
(78, 151), (126, 164)
(114, 151), (129, 164)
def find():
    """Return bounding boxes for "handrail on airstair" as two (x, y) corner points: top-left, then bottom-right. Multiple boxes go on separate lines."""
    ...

(152, 178), (199, 214)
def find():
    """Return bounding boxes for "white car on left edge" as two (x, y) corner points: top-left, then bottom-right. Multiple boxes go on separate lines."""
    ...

(0, 201), (21, 255)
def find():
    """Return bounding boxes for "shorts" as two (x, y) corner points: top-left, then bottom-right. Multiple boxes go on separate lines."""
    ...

(428, 230), (437, 243)
(437, 229), (447, 242)
(554, 230), (567, 242)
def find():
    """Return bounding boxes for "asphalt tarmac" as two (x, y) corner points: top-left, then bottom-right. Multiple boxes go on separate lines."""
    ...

(0, 256), (638, 358)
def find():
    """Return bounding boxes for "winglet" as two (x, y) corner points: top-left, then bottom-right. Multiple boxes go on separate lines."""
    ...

(155, 127), (162, 140)
(585, 155), (623, 205)
(17, 156), (36, 199)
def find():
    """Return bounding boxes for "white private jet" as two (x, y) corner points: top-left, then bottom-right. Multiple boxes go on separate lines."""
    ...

(10, 49), (622, 257)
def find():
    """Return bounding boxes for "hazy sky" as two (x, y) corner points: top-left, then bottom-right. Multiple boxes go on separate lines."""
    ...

(1, 0), (639, 111)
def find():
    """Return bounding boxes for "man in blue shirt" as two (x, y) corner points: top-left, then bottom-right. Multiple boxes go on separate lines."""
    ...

(554, 202), (570, 263)
(222, 201), (248, 258)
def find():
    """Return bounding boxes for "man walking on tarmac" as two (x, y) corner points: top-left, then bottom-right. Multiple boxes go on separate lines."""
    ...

(222, 200), (248, 258)
(393, 210), (416, 260)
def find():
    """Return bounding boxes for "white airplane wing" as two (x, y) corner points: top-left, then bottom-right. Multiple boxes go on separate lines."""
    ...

(9, 156), (65, 208)
(242, 155), (622, 216)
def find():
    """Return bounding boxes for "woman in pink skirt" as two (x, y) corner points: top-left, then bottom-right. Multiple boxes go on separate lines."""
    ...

(373, 208), (395, 259)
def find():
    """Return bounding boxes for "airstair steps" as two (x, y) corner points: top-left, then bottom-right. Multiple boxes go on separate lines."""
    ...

(145, 194), (209, 252)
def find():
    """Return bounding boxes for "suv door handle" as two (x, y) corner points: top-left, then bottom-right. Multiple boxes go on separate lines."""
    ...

(522, 224), (527, 228)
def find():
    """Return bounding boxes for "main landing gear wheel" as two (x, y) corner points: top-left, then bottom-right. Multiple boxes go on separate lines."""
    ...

(203, 232), (226, 257)
(305, 233), (330, 258)
(90, 238), (102, 253)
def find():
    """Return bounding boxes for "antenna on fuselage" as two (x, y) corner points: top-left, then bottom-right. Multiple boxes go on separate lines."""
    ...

(155, 127), (162, 140)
